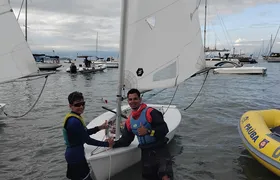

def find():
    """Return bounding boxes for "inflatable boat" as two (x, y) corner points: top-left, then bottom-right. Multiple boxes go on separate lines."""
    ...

(238, 109), (280, 176)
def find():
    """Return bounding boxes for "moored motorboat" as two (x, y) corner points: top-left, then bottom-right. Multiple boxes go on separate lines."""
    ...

(213, 66), (267, 75)
(93, 57), (119, 68)
(238, 109), (280, 176)
(205, 58), (241, 68)
(33, 54), (62, 70)
(66, 64), (107, 73)
(36, 62), (62, 71)
(94, 64), (107, 72)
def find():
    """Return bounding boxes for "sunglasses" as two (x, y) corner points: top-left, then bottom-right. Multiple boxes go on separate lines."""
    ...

(72, 101), (86, 107)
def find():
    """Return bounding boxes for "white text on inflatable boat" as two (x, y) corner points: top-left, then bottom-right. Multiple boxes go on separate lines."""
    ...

(244, 123), (259, 142)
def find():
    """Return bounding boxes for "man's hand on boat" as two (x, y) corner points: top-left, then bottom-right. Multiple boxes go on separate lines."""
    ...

(105, 138), (115, 148)
(99, 120), (109, 130)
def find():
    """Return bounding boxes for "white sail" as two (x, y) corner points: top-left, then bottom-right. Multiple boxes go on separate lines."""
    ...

(124, 0), (205, 90)
(0, 0), (38, 83)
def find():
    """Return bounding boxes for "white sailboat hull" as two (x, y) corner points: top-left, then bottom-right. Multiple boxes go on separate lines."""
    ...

(213, 66), (267, 75)
(89, 145), (141, 180)
(267, 57), (280, 62)
(36, 62), (62, 70)
(93, 61), (119, 68)
(84, 104), (181, 180)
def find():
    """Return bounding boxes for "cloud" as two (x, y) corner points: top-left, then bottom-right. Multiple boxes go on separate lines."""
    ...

(250, 23), (280, 29)
(259, 11), (270, 17)
(7, 0), (280, 53)
(235, 38), (246, 43)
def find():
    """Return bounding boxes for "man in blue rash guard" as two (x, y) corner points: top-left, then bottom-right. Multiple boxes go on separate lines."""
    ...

(63, 91), (114, 180)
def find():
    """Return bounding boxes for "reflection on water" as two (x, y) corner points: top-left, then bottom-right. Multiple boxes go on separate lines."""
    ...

(111, 136), (183, 180)
(0, 121), (6, 133)
(69, 73), (78, 81)
(23, 82), (35, 107)
(237, 149), (278, 180)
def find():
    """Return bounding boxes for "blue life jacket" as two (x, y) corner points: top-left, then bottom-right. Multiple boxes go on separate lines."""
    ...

(130, 107), (156, 145)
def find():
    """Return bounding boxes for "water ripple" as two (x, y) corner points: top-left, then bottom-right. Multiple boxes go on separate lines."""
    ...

(0, 62), (280, 179)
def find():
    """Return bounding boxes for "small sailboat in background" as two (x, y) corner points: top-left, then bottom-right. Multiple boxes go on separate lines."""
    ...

(263, 26), (280, 62)
(84, 0), (205, 179)
(93, 32), (119, 68)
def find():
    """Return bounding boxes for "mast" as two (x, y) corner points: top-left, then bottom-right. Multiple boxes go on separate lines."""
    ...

(257, 40), (264, 58)
(268, 34), (272, 55)
(203, 0), (207, 50)
(96, 32), (98, 58)
(115, 0), (128, 140)
(261, 40), (264, 56)
(214, 36), (216, 50)
(269, 25), (280, 55)
(25, 0), (27, 41)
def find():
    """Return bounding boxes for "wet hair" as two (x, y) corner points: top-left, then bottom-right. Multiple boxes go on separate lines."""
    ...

(127, 88), (140, 98)
(68, 91), (84, 104)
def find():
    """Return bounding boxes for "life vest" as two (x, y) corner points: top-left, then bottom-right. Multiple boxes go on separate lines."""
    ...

(130, 107), (156, 145)
(62, 112), (86, 147)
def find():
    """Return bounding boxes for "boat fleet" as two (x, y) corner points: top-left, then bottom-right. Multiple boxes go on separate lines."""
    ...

(31, 54), (119, 72)
(32, 51), (268, 75)
(0, 51), (271, 118)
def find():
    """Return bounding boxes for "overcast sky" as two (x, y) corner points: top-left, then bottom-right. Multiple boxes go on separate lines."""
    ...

(9, 0), (280, 55)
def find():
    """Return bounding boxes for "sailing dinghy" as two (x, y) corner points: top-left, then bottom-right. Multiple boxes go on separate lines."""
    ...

(84, 0), (205, 179)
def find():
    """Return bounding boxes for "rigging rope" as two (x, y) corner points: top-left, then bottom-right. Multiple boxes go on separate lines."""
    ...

(143, 88), (167, 100)
(141, 67), (212, 112)
(17, 0), (25, 21)
(4, 75), (49, 118)
(163, 85), (179, 115)
(184, 70), (209, 110)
